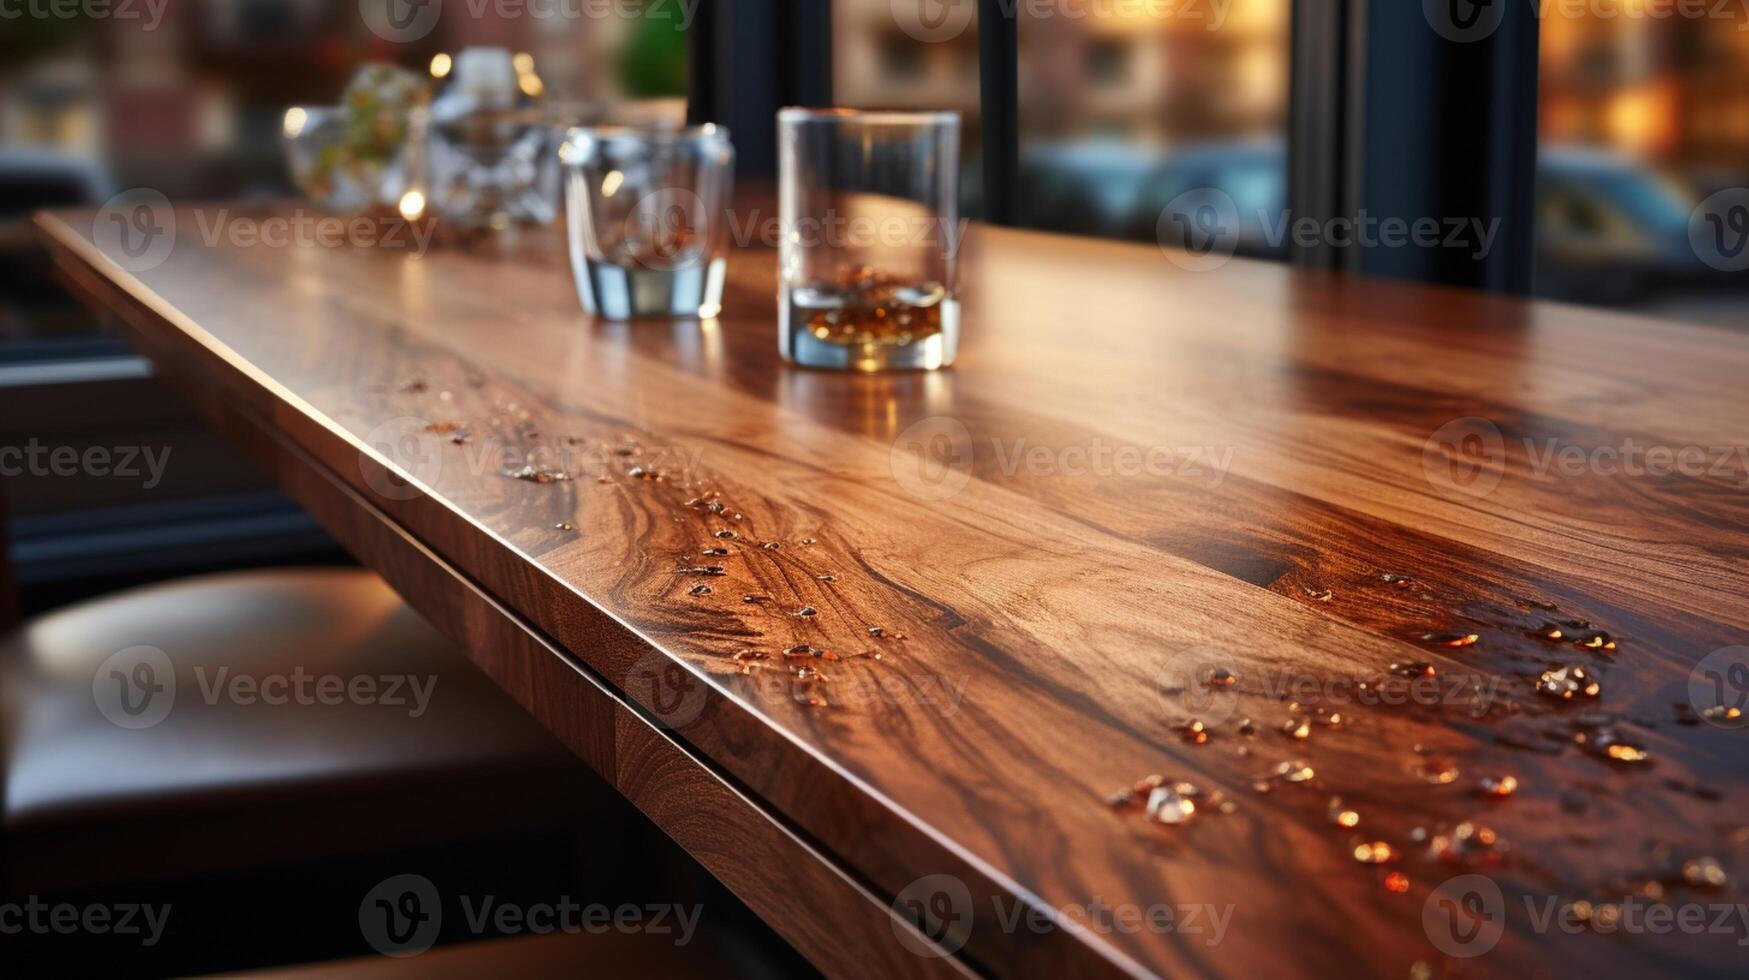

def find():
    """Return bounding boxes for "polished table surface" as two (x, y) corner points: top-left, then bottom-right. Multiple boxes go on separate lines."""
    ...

(38, 200), (1749, 979)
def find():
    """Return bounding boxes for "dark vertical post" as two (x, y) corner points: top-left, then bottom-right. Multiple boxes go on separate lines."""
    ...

(1353, 0), (1540, 293)
(1287, 0), (1362, 270)
(684, 0), (718, 127)
(977, 0), (1019, 225)
(0, 486), (15, 632)
(785, 0), (833, 109)
(685, 0), (833, 177)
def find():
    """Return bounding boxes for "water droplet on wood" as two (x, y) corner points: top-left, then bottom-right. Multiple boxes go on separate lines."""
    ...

(1145, 786), (1196, 825)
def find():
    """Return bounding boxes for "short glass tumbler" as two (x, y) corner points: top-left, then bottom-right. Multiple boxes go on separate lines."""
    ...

(561, 125), (734, 319)
(778, 108), (961, 370)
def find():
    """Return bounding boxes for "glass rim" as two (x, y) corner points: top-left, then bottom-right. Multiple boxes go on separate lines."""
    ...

(563, 123), (730, 146)
(778, 107), (960, 127)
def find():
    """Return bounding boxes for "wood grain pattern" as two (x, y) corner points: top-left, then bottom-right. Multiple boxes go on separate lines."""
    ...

(37, 198), (1749, 979)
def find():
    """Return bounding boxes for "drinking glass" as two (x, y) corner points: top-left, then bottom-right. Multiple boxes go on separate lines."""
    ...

(778, 108), (961, 371)
(428, 48), (554, 228)
(561, 125), (734, 319)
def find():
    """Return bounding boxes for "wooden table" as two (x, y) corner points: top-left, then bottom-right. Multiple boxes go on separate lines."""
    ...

(38, 200), (1749, 979)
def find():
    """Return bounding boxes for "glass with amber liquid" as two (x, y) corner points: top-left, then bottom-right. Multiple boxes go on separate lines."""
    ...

(778, 108), (961, 370)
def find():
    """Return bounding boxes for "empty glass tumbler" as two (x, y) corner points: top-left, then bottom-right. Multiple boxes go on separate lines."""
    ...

(778, 108), (961, 371)
(561, 125), (734, 319)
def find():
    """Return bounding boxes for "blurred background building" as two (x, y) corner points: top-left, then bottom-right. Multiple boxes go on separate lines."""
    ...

(1539, 2), (1749, 324)
(834, 0), (1747, 327)
(1, 0), (1745, 352)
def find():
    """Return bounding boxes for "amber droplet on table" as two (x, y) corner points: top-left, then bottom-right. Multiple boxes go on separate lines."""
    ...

(1422, 631), (1479, 647)
(1352, 841), (1395, 864)
(1478, 775), (1518, 798)
(1538, 664), (1601, 700)
(504, 465), (573, 483)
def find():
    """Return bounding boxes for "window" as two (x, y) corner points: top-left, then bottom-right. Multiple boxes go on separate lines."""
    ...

(1538, 3), (1749, 327)
(833, 0), (985, 216)
(1016, 1), (1293, 247)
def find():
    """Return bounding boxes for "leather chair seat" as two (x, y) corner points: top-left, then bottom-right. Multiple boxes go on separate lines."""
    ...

(1, 567), (582, 895)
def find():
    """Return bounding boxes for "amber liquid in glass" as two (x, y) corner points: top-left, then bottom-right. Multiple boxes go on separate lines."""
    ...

(781, 267), (958, 370)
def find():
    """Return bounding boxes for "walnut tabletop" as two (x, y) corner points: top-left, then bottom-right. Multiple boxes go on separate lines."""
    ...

(37, 199), (1749, 980)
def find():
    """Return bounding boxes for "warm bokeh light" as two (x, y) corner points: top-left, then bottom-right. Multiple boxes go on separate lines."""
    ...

(429, 52), (453, 79)
(397, 190), (426, 221)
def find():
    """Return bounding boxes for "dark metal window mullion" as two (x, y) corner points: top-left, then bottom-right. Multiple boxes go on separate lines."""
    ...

(977, 0), (1020, 226)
